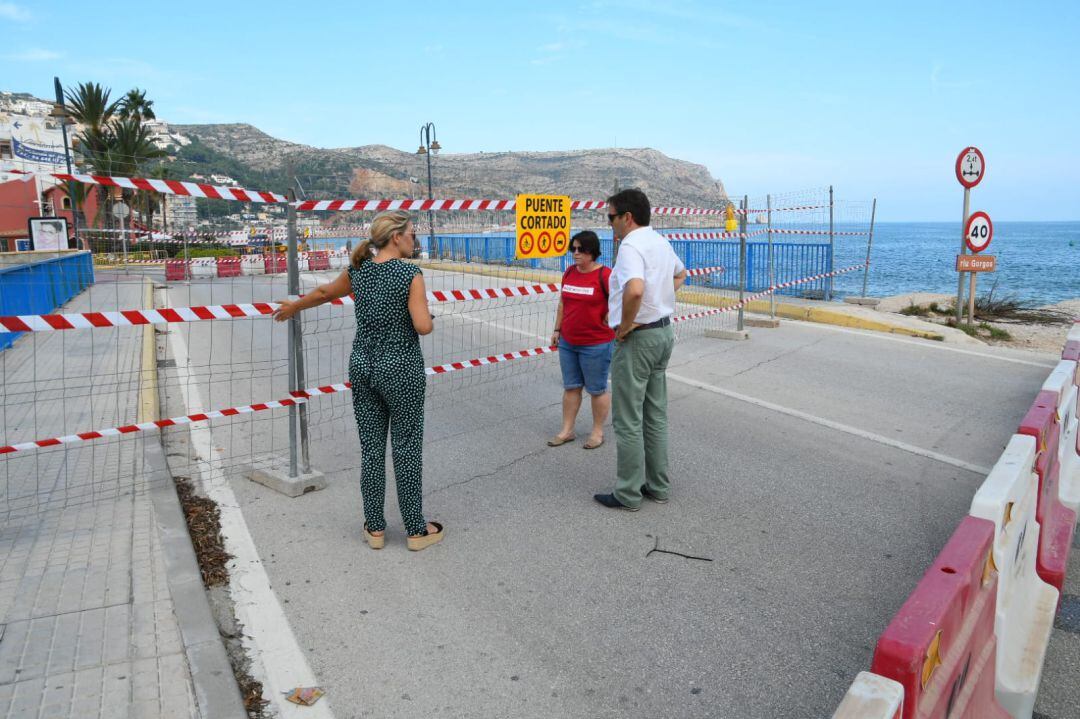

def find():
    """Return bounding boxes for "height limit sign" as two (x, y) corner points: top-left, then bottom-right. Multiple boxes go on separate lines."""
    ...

(516, 194), (571, 259)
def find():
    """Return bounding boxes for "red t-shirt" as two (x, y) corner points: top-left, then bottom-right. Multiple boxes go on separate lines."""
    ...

(560, 265), (615, 346)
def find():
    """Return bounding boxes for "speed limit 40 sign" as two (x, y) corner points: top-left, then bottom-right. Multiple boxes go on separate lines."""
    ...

(965, 211), (993, 253)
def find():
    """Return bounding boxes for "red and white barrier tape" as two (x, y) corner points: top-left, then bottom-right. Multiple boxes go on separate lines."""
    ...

(662, 229), (769, 240)
(1, 263), (726, 332)
(291, 198), (607, 212)
(426, 345), (556, 375)
(769, 228), (869, 237)
(0, 345), (557, 455)
(0, 280), (570, 333)
(686, 266), (725, 277)
(52, 172), (287, 204)
(20, 170), (850, 222)
(762, 205), (830, 213)
(0, 263), (863, 454)
(672, 263), (866, 323)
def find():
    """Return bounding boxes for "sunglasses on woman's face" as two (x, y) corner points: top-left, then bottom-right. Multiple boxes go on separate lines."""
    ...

(571, 246), (585, 253)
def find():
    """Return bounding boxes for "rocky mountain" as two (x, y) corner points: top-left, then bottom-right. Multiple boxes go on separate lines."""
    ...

(169, 123), (728, 208)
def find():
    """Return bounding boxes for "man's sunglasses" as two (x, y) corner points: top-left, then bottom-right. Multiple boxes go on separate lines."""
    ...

(607, 212), (625, 222)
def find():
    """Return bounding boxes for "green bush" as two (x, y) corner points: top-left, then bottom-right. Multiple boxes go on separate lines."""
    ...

(183, 247), (239, 258)
(899, 303), (929, 316)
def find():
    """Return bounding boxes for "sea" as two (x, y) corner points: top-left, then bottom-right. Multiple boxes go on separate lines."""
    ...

(838, 221), (1080, 306)
(326, 221), (1080, 306)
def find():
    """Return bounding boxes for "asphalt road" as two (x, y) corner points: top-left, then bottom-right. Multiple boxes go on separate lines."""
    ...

(155, 269), (1076, 719)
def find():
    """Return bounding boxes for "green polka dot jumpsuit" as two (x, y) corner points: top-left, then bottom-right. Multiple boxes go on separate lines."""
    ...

(348, 259), (428, 536)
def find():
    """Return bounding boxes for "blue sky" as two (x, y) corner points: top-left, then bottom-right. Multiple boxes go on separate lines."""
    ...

(2, 1), (1077, 220)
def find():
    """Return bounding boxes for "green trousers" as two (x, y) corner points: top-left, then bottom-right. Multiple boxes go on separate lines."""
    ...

(611, 324), (675, 507)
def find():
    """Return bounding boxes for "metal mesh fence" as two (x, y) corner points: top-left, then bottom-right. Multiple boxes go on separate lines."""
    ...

(1, 183), (872, 516)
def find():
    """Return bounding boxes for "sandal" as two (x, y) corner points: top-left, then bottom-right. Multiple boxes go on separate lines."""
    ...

(407, 522), (445, 552)
(546, 435), (576, 447)
(583, 437), (604, 450)
(363, 524), (385, 550)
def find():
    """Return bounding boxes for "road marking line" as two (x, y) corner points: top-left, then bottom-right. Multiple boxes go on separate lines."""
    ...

(666, 371), (992, 475)
(776, 319), (1058, 368)
(168, 324), (335, 719)
(430, 310), (991, 474)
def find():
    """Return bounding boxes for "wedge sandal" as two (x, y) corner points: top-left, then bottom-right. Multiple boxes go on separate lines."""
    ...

(407, 522), (445, 552)
(363, 524), (385, 550)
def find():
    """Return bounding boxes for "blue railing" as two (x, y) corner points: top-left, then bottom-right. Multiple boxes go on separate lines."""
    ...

(0, 252), (95, 351)
(423, 235), (833, 297)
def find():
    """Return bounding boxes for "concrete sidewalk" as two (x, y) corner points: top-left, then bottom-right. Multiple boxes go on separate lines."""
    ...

(0, 273), (243, 719)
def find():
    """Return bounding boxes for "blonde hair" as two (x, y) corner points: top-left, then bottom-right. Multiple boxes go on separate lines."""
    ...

(351, 210), (413, 268)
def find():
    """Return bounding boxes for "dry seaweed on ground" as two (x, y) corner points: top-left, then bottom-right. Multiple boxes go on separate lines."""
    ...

(174, 477), (269, 718)
(174, 476), (232, 587)
(241, 677), (270, 718)
(973, 284), (1074, 325)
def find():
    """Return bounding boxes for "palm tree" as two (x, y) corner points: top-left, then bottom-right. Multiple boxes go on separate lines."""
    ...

(66, 83), (165, 229)
(118, 88), (156, 124)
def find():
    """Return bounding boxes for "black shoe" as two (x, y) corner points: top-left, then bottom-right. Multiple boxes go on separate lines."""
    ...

(642, 486), (669, 504)
(593, 493), (640, 511)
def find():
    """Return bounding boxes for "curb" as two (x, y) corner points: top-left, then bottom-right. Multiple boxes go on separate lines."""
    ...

(139, 279), (249, 719)
(417, 260), (945, 341)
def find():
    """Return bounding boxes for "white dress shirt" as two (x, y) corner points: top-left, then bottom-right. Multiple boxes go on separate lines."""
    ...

(607, 225), (685, 328)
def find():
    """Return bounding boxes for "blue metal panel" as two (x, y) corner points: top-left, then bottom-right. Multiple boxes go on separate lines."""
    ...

(0, 252), (95, 352)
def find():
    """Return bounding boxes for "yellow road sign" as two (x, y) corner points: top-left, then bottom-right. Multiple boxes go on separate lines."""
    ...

(516, 194), (571, 259)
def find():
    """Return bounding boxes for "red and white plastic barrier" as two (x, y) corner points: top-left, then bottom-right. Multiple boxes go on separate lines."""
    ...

(832, 672), (903, 719)
(837, 329), (1080, 719)
(1017, 400), (1077, 595)
(968, 434), (1058, 717)
(870, 516), (1010, 719)
(1039, 359), (1080, 509)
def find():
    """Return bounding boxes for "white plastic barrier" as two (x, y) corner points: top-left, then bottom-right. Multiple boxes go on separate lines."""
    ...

(969, 434), (1059, 719)
(190, 261), (216, 278)
(241, 259), (265, 275)
(832, 672), (902, 719)
(1041, 359), (1080, 510)
(1069, 323), (1080, 343)
(329, 254), (347, 269)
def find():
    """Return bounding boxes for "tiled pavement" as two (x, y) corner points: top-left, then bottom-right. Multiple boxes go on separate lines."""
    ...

(0, 274), (239, 719)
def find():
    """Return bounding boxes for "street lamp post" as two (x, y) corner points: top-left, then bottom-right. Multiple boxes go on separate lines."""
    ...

(416, 122), (441, 255)
(52, 77), (80, 249)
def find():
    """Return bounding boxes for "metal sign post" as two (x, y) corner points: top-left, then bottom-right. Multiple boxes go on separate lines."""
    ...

(861, 198), (877, 298)
(963, 211), (993, 327)
(285, 189), (311, 476)
(737, 195), (748, 331)
(111, 201), (130, 273)
(954, 147), (985, 322)
(767, 194), (776, 318)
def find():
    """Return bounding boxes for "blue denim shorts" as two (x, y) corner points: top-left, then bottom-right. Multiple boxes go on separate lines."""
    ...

(558, 339), (614, 395)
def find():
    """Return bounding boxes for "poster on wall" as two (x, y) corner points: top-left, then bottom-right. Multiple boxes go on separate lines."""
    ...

(27, 217), (69, 251)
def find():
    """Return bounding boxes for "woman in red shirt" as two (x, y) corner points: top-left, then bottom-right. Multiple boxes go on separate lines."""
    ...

(548, 231), (615, 450)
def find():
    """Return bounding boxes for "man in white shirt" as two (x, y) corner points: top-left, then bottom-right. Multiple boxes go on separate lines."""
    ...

(594, 189), (687, 511)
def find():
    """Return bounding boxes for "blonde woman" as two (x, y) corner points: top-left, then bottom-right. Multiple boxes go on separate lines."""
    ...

(274, 211), (444, 551)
